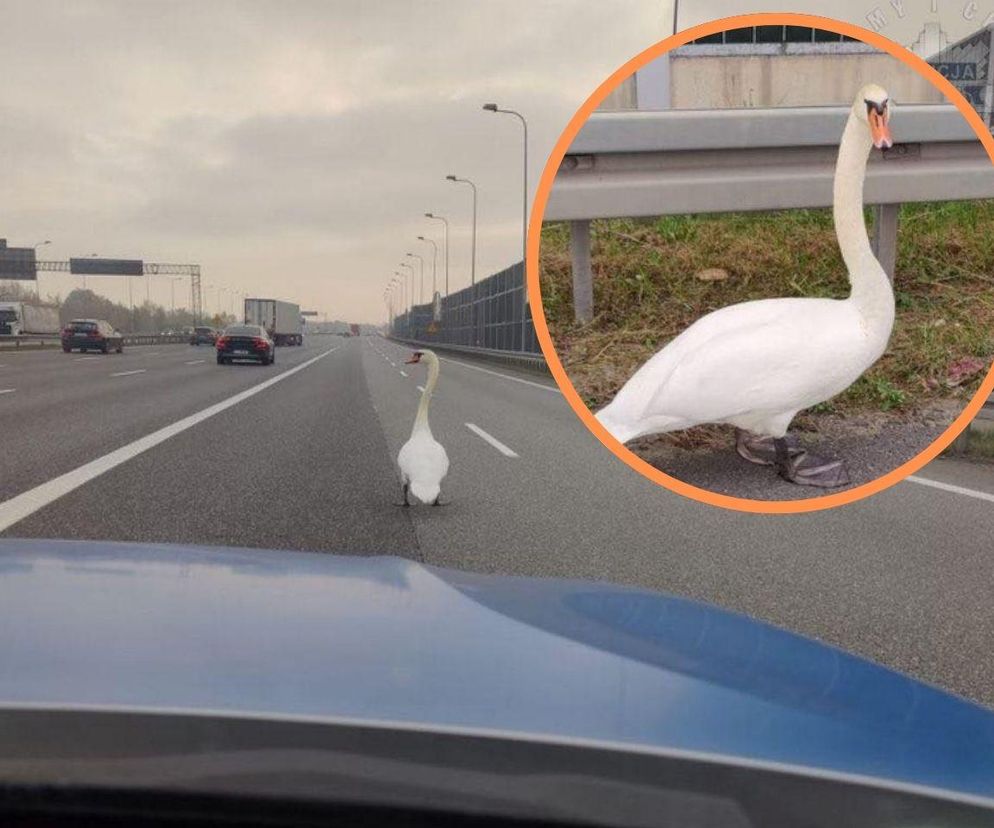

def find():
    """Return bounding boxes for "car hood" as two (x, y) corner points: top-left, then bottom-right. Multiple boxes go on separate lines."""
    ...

(1, 538), (992, 800)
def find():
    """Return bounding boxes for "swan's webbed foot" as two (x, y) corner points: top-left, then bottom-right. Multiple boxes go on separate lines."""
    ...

(395, 482), (411, 508)
(773, 438), (850, 488)
(735, 430), (798, 465)
(431, 495), (446, 507)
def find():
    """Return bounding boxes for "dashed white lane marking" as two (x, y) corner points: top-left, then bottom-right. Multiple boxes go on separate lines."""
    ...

(439, 357), (560, 393)
(0, 389), (15, 395)
(75, 356), (100, 362)
(144, 352), (161, 356)
(465, 423), (519, 458)
(907, 475), (994, 504)
(399, 370), (408, 377)
(0, 346), (339, 533)
(110, 369), (147, 377)
(185, 360), (205, 365)
(417, 385), (425, 392)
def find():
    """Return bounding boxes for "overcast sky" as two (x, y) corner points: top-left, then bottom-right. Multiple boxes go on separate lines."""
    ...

(1, 1), (670, 322)
(3, 1), (985, 322)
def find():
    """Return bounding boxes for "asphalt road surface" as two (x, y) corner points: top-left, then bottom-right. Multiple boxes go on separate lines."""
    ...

(2, 336), (994, 709)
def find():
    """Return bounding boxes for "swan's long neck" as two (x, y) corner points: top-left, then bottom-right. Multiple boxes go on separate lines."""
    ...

(834, 111), (893, 319)
(412, 355), (439, 435)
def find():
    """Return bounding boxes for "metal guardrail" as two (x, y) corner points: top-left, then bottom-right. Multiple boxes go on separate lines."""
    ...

(547, 104), (994, 321)
(0, 333), (190, 350)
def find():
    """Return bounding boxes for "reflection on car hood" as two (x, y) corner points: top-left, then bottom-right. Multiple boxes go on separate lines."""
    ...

(1, 538), (992, 800)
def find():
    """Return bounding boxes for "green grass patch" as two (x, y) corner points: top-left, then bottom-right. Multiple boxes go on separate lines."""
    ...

(540, 202), (994, 416)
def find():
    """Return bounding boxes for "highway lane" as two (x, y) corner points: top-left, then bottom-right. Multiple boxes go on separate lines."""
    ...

(0, 342), (320, 501)
(2, 335), (994, 708)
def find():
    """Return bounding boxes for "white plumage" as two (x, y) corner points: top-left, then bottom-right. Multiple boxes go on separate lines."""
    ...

(397, 349), (449, 505)
(596, 84), (896, 485)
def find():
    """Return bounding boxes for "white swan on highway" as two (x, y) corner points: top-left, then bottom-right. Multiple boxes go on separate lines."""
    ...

(595, 84), (896, 488)
(397, 349), (450, 506)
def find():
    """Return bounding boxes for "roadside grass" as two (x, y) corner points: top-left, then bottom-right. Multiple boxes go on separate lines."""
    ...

(539, 202), (994, 424)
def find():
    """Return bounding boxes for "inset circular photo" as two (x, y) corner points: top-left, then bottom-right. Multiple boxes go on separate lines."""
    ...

(531, 12), (994, 513)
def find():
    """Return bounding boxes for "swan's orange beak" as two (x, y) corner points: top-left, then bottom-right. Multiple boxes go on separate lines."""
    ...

(405, 352), (422, 364)
(869, 108), (892, 149)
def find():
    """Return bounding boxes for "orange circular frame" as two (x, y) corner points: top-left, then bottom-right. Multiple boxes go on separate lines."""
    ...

(528, 12), (994, 515)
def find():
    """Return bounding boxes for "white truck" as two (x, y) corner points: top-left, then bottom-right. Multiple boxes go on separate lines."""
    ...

(0, 301), (61, 337)
(243, 298), (303, 346)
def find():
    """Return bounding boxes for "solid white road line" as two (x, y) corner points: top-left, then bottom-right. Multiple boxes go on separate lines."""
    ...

(0, 346), (339, 533)
(440, 357), (560, 393)
(185, 360), (206, 365)
(465, 423), (519, 458)
(75, 356), (100, 362)
(110, 369), (147, 377)
(144, 352), (161, 356)
(0, 389), (15, 395)
(907, 475), (994, 504)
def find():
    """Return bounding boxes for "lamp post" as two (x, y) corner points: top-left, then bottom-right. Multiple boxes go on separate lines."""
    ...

(393, 270), (407, 313)
(445, 175), (477, 289)
(168, 276), (183, 313)
(446, 174), (478, 344)
(399, 263), (414, 311)
(424, 213), (449, 297)
(416, 235), (438, 298)
(483, 102), (529, 350)
(405, 252), (425, 304)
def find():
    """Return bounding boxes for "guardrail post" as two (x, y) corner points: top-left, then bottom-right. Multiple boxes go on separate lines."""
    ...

(871, 203), (899, 282)
(570, 219), (593, 323)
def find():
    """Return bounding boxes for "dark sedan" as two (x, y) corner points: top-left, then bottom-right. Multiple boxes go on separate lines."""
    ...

(215, 324), (275, 365)
(189, 326), (218, 346)
(61, 319), (124, 354)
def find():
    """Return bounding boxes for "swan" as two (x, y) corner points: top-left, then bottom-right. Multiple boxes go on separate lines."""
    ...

(397, 349), (450, 506)
(596, 84), (895, 488)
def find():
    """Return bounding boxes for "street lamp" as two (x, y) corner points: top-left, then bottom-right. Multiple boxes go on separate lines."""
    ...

(445, 175), (477, 289)
(405, 252), (424, 304)
(394, 271), (407, 314)
(483, 102), (529, 349)
(168, 276), (183, 313)
(424, 213), (449, 297)
(416, 235), (438, 298)
(399, 263), (414, 312)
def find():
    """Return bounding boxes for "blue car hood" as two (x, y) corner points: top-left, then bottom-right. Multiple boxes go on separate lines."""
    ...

(1, 538), (992, 801)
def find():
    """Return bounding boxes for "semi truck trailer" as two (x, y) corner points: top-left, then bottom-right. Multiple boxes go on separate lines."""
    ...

(0, 301), (61, 336)
(243, 298), (303, 346)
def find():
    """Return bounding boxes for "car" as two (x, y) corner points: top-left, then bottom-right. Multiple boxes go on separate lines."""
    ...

(215, 324), (275, 365)
(1, 539), (993, 827)
(60, 319), (124, 354)
(189, 326), (218, 346)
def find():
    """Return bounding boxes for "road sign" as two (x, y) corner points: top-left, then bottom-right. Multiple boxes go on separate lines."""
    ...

(0, 240), (36, 280)
(70, 258), (144, 276)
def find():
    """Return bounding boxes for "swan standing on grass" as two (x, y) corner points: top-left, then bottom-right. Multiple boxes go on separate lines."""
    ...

(397, 350), (449, 506)
(596, 84), (896, 488)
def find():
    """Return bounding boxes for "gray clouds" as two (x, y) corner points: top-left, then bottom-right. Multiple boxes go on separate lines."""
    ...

(1, 1), (667, 320)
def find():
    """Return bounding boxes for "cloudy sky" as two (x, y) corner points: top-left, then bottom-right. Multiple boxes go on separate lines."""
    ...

(1, 1), (670, 322)
(3, 1), (984, 322)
